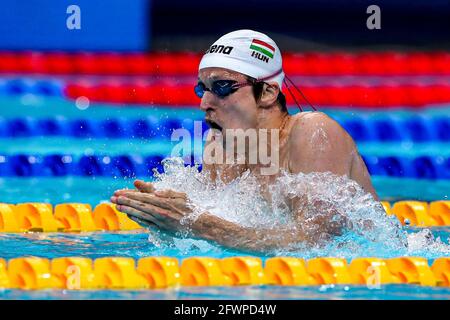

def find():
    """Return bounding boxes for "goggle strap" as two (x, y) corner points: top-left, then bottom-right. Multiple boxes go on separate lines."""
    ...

(232, 82), (253, 89)
(284, 78), (303, 112)
(257, 69), (316, 112)
(257, 68), (284, 82)
(284, 75), (317, 111)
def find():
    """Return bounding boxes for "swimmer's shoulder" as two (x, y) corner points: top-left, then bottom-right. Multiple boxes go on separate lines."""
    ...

(287, 111), (348, 141)
(289, 111), (336, 125)
(286, 111), (357, 162)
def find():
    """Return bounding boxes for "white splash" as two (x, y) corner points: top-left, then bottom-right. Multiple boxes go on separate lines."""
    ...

(148, 157), (450, 258)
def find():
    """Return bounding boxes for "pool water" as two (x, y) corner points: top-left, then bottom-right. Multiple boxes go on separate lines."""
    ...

(1, 96), (450, 299)
(1, 283), (450, 300)
(0, 229), (449, 299)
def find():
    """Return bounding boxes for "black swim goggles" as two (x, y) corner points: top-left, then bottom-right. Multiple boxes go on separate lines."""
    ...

(192, 69), (318, 112)
(194, 79), (253, 99)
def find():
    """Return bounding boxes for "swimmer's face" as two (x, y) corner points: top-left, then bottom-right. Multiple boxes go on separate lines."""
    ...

(198, 67), (258, 131)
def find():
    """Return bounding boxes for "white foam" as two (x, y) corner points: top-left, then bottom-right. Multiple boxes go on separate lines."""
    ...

(148, 157), (450, 257)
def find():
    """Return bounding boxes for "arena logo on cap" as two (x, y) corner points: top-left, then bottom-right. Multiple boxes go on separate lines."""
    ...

(205, 44), (234, 55)
(249, 39), (275, 63)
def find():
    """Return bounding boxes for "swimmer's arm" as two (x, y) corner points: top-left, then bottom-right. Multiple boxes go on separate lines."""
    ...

(191, 212), (307, 252)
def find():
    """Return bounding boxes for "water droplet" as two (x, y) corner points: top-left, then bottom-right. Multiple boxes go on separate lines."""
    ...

(75, 96), (90, 110)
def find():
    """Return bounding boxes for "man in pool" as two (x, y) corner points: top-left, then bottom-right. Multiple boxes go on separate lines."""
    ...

(111, 30), (378, 252)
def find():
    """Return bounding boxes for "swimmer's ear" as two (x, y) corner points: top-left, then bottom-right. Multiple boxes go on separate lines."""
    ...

(258, 82), (280, 108)
(134, 180), (155, 193)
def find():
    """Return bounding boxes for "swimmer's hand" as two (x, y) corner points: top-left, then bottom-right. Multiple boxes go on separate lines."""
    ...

(111, 181), (312, 253)
(112, 191), (307, 253)
(133, 180), (155, 193)
(111, 189), (193, 232)
(113, 180), (155, 197)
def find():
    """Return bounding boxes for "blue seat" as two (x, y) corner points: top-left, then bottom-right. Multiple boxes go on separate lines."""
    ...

(109, 155), (137, 178)
(0, 117), (7, 137)
(163, 118), (182, 137)
(3, 78), (62, 97)
(98, 118), (128, 138)
(35, 117), (67, 136)
(0, 155), (12, 176)
(7, 118), (35, 137)
(129, 116), (161, 139)
(166, 118), (207, 140)
(434, 117), (450, 141)
(147, 115), (164, 137)
(128, 155), (146, 177)
(69, 119), (98, 138)
(420, 156), (450, 180)
(0, 79), (7, 95)
(179, 118), (195, 134)
(445, 158), (450, 180)
(371, 118), (406, 142)
(144, 155), (165, 175)
(403, 116), (434, 142)
(34, 80), (63, 96)
(41, 154), (75, 176)
(5, 78), (37, 95)
(9, 154), (42, 176)
(412, 156), (439, 179)
(341, 117), (372, 142)
(130, 119), (151, 139)
(78, 155), (104, 176)
(378, 156), (415, 178)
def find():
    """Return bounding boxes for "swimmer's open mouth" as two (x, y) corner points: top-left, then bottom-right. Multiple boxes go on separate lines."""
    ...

(205, 120), (223, 132)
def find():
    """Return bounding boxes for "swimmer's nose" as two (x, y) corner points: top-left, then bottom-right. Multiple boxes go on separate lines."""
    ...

(199, 92), (218, 112)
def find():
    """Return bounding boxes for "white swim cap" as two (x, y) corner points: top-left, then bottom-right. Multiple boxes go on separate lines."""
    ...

(199, 29), (285, 90)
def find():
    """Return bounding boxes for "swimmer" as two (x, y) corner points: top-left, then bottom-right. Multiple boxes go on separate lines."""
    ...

(111, 30), (378, 252)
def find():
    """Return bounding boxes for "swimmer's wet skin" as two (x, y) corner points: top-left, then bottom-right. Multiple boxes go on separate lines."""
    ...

(112, 30), (379, 253)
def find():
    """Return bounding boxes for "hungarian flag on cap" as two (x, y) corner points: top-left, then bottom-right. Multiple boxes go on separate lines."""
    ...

(249, 39), (275, 59)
